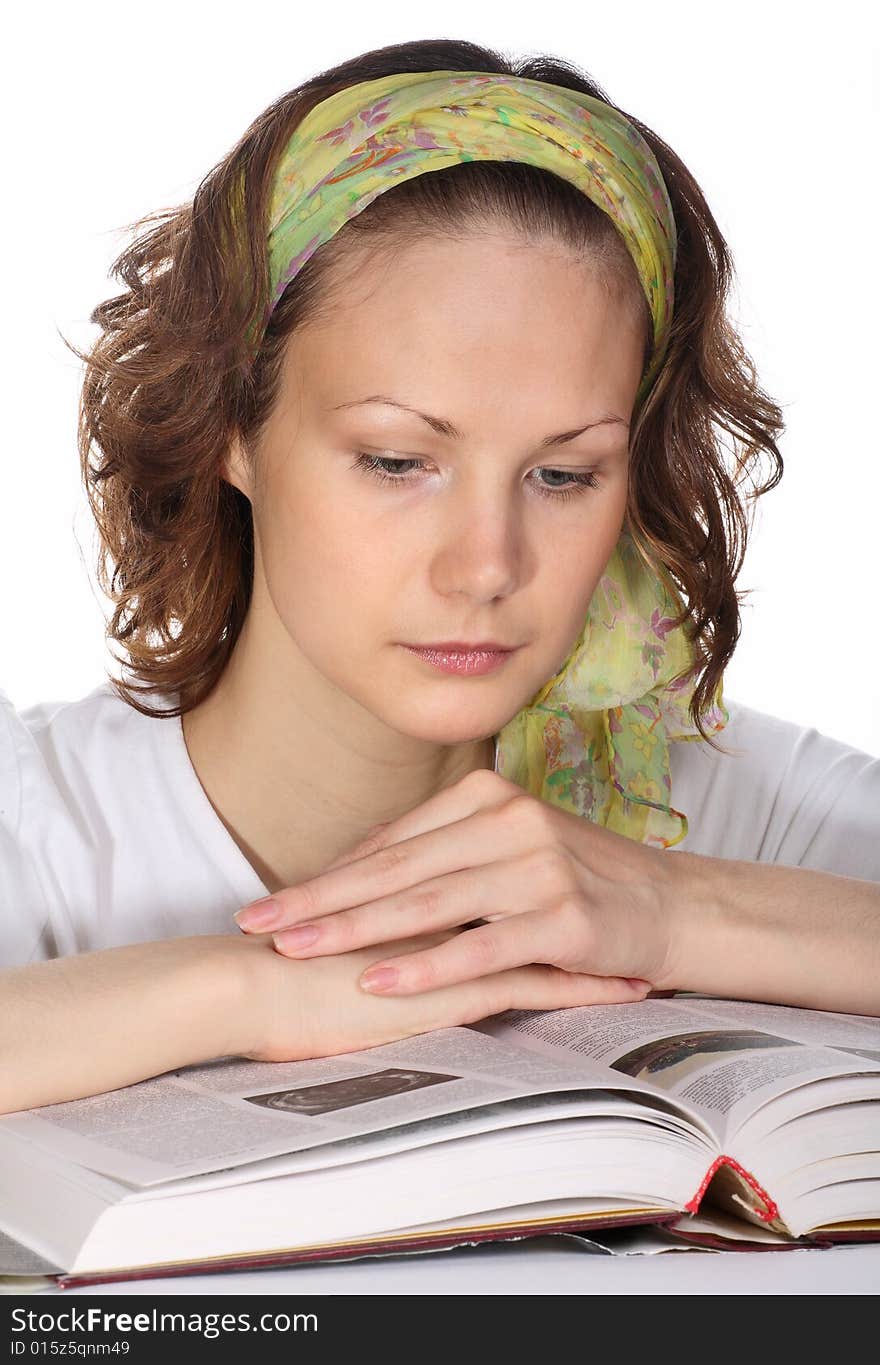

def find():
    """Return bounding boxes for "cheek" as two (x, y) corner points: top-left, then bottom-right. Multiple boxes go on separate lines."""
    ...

(548, 496), (627, 631)
(255, 478), (392, 639)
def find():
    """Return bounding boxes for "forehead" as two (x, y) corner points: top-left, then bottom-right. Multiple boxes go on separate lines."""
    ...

(283, 233), (648, 414)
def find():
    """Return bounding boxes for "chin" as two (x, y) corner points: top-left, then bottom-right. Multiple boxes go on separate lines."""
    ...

(387, 716), (499, 748)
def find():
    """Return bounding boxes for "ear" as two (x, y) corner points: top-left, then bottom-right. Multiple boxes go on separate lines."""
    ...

(220, 432), (254, 502)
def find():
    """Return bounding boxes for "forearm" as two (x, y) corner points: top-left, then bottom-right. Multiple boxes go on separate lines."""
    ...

(666, 854), (880, 1016)
(0, 935), (253, 1115)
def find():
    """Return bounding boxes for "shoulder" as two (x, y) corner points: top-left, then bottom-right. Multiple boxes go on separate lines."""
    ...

(0, 682), (174, 964)
(670, 697), (880, 878)
(1, 682), (263, 966)
(1, 681), (160, 822)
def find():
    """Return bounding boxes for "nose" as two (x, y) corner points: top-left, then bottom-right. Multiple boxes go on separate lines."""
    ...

(431, 493), (526, 602)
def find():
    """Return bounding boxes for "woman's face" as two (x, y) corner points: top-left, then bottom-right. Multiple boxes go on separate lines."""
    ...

(226, 231), (647, 748)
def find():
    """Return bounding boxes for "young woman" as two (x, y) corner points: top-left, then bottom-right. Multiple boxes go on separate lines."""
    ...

(2, 37), (878, 1116)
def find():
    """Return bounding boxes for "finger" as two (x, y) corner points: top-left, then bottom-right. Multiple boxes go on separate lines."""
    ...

(377, 961), (652, 1022)
(504, 965), (652, 1009)
(238, 796), (535, 935)
(322, 768), (517, 874)
(356, 910), (649, 998)
(270, 849), (567, 959)
(320, 824), (392, 874)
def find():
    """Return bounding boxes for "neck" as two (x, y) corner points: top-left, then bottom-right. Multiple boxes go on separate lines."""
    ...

(180, 612), (497, 895)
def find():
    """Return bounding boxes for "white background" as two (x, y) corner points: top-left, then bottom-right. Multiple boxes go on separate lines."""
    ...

(3, 1), (878, 754)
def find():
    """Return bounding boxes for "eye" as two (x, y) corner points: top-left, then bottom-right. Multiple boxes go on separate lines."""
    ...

(350, 453), (600, 502)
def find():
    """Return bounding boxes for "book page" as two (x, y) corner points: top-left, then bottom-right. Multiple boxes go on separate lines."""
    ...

(477, 998), (880, 1142)
(672, 995), (880, 1057)
(0, 1021), (686, 1187)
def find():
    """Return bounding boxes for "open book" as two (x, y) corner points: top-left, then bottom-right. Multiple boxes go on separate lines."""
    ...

(1, 993), (878, 1288)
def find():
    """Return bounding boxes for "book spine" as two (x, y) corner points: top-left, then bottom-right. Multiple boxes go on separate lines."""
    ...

(685, 1154), (780, 1222)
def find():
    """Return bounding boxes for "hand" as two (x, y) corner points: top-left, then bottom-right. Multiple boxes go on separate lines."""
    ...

(233, 927), (596, 1064)
(235, 769), (697, 1006)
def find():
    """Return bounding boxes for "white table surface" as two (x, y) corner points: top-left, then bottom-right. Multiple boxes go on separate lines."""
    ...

(42, 1236), (880, 1296)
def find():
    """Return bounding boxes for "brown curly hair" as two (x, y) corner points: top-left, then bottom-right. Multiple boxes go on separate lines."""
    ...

(68, 36), (784, 749)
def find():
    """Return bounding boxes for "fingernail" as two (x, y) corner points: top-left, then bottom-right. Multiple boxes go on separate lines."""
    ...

(273, 924), (320, 953)
(234, 898), (280, 930)
(359, 966), (399, 993)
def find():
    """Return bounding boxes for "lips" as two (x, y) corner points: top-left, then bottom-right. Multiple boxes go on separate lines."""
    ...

(402, 644), (517, 676)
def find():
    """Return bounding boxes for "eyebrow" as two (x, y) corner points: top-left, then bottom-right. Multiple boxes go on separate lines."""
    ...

(330, 395), (629, 447)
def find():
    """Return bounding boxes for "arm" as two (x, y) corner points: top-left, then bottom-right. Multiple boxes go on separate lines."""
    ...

(0, 926), (504, 1115)
(0, 935), (252, 1115)
(665, 853), (880, 1016)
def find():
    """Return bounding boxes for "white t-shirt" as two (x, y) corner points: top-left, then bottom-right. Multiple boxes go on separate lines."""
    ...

(1, 682), (878, 969)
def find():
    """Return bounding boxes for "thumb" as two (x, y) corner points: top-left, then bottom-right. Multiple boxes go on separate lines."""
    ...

(323, 821), (391, 872)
